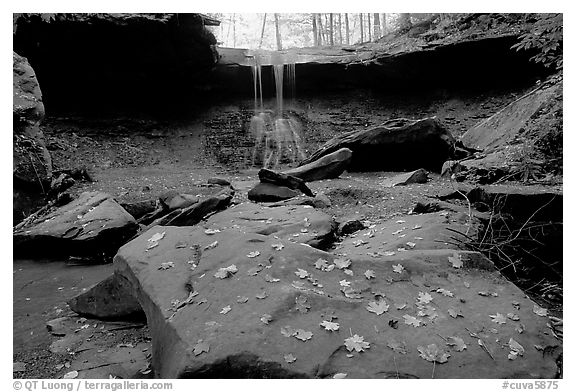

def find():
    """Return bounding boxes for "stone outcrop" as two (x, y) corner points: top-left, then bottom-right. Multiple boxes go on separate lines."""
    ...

(13, 52), (52, 223)
(114, 217), (560, 378)
(284, 148), (352, 182)
(300, 118), (456, 172)
(13, 191), (139, 258)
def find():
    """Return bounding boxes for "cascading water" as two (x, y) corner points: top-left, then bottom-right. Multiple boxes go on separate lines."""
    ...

(247, 50), (304, 169)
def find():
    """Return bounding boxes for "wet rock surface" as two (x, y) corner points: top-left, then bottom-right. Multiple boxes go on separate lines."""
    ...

(115, 219), (559, 378)
(13, 191), (139, 258)
(285, 148), (352, 182)
(248, 183), (302, 203)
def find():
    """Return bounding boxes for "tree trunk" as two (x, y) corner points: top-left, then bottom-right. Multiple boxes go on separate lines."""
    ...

(317, 14), (324, 45)
(312, 13), (318, 46)
(359, 13), (364, 43)
(368, 13), (372, 41)
(259, 13), (267, 49)
(373, 13), (381, 39)
(274, 13), (282, 50)
(232, 14), (236, 47)
(329, 13), (334, 46)
(381, 13), (387, 34)
(338, 13), (343, 44)
(345, 13), (350, 44)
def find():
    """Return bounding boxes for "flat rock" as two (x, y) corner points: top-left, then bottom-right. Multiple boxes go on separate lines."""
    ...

(13, 191), (139, 257)
(285, 148), (352, 182)
(68, 274), (143, 320)
(299, 118), (455, 172)
(380, 169), (429, 187)
(248, 183), (301, 203)
(115, 225), (560, 378)
(204, 203), (337, 249)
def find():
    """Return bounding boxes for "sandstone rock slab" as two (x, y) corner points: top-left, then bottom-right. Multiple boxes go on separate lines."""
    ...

(285, 148), (352, 182)
(380, 168), (429, 187)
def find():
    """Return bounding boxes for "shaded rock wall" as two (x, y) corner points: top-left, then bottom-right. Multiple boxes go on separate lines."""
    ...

(13, 13), (218, 114)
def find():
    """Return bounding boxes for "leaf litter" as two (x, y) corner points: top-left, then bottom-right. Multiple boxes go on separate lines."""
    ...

(344, 334), (370, 353)
(366, 299), (389, 315)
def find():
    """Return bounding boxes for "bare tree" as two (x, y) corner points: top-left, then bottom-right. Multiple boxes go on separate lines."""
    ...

(345, 13), (350, 44)
(317, 14), (325, 45)
(312, 13), (318, 46)
(329, 13), (334, 45)
(274, 13), (282, 50)
(259, 13), (267, 49)
(359, 13), (364, 43)
(232, 13), (236, 47)
(381, 13), (387, 35)
(368, 13), (372, 41)
(338, 13), (343, 44)
(373, 13), (381, 39)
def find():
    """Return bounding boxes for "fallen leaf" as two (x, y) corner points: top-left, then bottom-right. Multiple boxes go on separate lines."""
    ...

(220, 305), (232, 314)
(515, 324), (525, 334)
(392, 264), (404, 274)
(62, 370), (78, 379)
(418, 344), (450, 363)
(148, 231), (165, 243)
(406, 241), (416, 248)
(509, 338), (525, 356)
(314, 258), (330, 270)
(417, 305), (439, 320)
(295, 296), (311, 313)
(271, 243), (284, 251)
(508, 351), (519, 360)
(341, 286), (363, 299)
(448, 254), (463, 269)
(339, 279), (351, 287)
(364, 269), (375, 279)
(507, 313), (520, 321)
(533, 304), (548, 317)
(284, 353), (296, 363)
(436, 288), (454, 297)
(343, 269), (354, 276)
(403, 315), (422, 327)
(396, 220), (406, 224)
(158, 262), (174, 270)
(193, 340), (210, 356)
(204, 241), (218, 250)
(490, 313), (507, 324)
(204, 229), (220, 235)
(281, 326), (296, 337)
(413, 225), (422, 230)
(214, 264), (238, 279)
(320, 320), (340, 331)
(333, 373), (347, 379)
(382, 251), (396, 256)
(260, 314), (272, 324)
(417, 292), (433, 304)
(247, 251), (261, 258)
(448, 308), (463, 318)
(392, 229), (404, 235)
(446, 336), (467, 352)
(294, 329), (313, 341)
(255, 291), (268, 299)
(395, 303), (407, 310)
(247, 266), (263, 276)
(334, 258), (352, 269)
(146, 242), (159, 251)
(387, 339), (407, 354)
(295, 269), (309, 279)
(366, 299), (389, 315)
(344, 334), (370, 352)
(236, 296), (249, 304)
(264, 274), (280, 283)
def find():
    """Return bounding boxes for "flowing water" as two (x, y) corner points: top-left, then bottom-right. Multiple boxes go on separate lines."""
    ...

(247, 51), (305, 169)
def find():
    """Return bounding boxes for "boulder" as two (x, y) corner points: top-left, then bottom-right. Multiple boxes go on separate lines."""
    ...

(13, 52), (52, 223)
(267, 193), (332, 209)
(299, 118), (455, 172)
(67, 274), (143, 320)
(207, 178), (231, 186)
(115, 225), (560, 378)
(380, 169), (429, 187)
(120, 199), (157, 220)
(258, 168), (314, 197)
(248, 183), (301, 203)
(204, 203), (337, 249)
(285, 148), (352, 182)
(160, 187), (234, 227)
(338, 219), (367, 236)
(13, 191), (139, 258)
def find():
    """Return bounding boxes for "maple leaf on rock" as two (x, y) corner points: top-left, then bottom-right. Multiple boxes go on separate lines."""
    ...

(343, 269), (354, 276)
(392, 264), (404, 274)
(295, 269), (309, 279)
(417, 292), (433, 304)
(533, 304), (548, 317)
(193, 340), (210, 356)
(446, 336), (467, 352)
(490, 313), (507, 324)
(314, 258), (330, 270)
(366, 299), (390, 315)
(284, 354), (297, 363)
(247, 251), (261, 258)
(417, 344), (450, 363)
(281, 326), (296, 337)
(334, 258), (351, 269)
(294, 329), (313, 341)
(364, 269), (375, 279)
(320, 320), (340, 331)
(387, 339), (407, 354)
(403, 315), (422, 327)
(448, 253), (463, 268)
(344, 334), (370, 352)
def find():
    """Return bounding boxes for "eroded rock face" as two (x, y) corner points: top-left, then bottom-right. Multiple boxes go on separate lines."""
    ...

(285, 148), (352, 182)
(115, 221), (560, 378)
(13, 191), (139, 258)
(13, 52), (52, 223)
(204, 203), (337, 249)
(300, 118), (455, 172)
